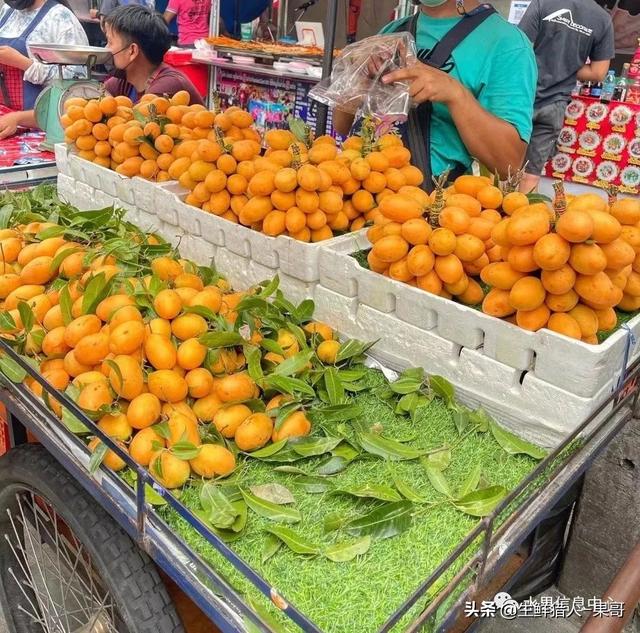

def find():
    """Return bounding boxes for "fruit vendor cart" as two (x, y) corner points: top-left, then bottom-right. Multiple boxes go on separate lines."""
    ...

(0, 176), (639, 632)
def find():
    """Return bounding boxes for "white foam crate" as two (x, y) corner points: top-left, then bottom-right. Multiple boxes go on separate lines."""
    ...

(313, 284), (612, 447)
(318, 235), (640, 399)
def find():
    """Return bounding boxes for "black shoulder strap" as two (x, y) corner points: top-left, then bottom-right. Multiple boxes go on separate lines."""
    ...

(427, 5), (497, 67)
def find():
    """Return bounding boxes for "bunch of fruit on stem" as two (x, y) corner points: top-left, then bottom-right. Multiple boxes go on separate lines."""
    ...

(366, 174), (640, 343)
(0, 219), (347, 489)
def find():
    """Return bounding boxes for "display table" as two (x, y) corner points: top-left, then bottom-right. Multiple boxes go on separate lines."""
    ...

(544, 96), (640, 195)
(0, 129), (56, 187)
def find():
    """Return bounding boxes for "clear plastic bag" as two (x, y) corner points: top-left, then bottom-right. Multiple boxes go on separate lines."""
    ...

(309, 33), (417, 122)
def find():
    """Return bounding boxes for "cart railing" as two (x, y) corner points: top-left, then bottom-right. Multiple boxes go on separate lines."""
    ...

(1, 336), (638, 633)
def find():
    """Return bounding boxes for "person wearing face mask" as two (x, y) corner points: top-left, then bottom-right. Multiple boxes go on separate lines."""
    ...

(333, 0), (537, 188)
(103, 5), (204, 105)
(0, 0), (89, 139)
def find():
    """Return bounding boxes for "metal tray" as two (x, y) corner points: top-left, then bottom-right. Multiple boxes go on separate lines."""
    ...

(29, 44), (112, 66)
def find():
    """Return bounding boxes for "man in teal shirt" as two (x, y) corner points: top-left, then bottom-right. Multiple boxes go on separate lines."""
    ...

(333, 0), (537, 183)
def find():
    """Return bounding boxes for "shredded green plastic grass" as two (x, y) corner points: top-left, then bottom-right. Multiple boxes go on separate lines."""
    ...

(162, 370), (548, 633)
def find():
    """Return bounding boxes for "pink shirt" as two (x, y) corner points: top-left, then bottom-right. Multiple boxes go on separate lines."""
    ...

(166, 0), (211, 46)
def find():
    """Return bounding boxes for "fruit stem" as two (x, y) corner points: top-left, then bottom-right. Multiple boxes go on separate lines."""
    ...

(291, 143), (303, 170)
(428, 171), (449, 228)
(552, 180), (567, 219)
(503, 165), (525, 194)
(606, 184), (619, 206)
(360, 115), (376, 157)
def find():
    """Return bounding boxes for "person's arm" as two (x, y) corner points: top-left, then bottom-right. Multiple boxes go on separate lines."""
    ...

(577, 59), (611, 83)
(0, 110), (37, 140)
(383, 63), (527, 177)
(163, 9), (176, 24)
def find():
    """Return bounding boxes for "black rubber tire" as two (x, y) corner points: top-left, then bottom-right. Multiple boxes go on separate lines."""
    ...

(0, 444), (185, 633)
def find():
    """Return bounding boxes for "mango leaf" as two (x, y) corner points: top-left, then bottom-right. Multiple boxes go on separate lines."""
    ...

(390, 468), (428, 503)
(293, 299), (315, 324)
(61, 386), (90, 434)
(272, 350), (314, 378)
(338, 368), (367, 382)
(262, 533), (282, 564)
(421, 447), (451, 471)
(273, 465), (307, 475)
(244, 344), (264, 383)
(332, 443), (360, 461)
(152, 420), (171, 441)
(335, 484), (402, 502)
(335, 339), (376, 363)
(423, 464), (453, 498)
(249, 483), (295, 505)
(395, 392), (421, 415)
(292, 475), (334, 494)
(458, 463), (482, 498)
(324, 536), (371, 563)
(261, 338), (285, 356)
(88, 441), (108, 474)
(308, 403), (362, 423)
(199, 332), (243, 348)
(324, 367), (344, 405)
(290, 436), (342, 458)
(17, 301), (34, 334)
(274, 401), (303, 431)
(315, 455), (350, 476)
(263, 525), (319, 555)
(230, 500), (248, 533)
(241, 489), (302, 523)
(170, 441), (201, 461)
(256, 276), (280, 299)
(0, 311), (16, 332)
(429, 375), (455, 407)
(184, 305), (220, 322)
(193, 510), (243, 543)
(82, 273), (111, 315)
(451, 406), (471, 435)
(469, 407), (492, 433)
(0, 355), (26, 383)
(452, 485), (507, 517)
(200, 484), (239, 530)
(244, 439), (288, 459)
(264, 375), (316, 397)
(324, 511), (346, 533)
(390, 374), (424, 395)
(357, 432), (426, 461)
(489, 420), (547, 460)
(50, 246), (81, 273)
(345, 500), (413, 540)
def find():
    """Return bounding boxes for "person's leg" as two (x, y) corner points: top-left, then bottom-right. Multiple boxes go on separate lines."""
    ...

(520, 101), (566, 193)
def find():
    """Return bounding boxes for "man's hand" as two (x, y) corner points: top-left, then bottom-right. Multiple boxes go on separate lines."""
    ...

(0, 46), (32, 71)
(0, 112), (20, 140)
(382, 62), (463, 105)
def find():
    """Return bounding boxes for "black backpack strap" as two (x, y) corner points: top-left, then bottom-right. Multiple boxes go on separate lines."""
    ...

(392, 4), (496, 191)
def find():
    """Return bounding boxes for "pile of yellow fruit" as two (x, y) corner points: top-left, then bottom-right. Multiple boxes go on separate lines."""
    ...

(0, 219), (341, 488)
(366, 173), (640, 343)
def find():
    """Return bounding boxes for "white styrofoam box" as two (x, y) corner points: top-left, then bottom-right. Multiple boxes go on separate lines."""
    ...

(54, 144), (70, 176)
(56, 173), (74, 200)
(318, 236), (640, 398)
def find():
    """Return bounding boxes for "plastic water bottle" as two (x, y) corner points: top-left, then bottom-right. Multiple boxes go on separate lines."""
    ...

(571, 80), (582, 97)
(613, 63), (630, 102)
(601, 70), (616, 102)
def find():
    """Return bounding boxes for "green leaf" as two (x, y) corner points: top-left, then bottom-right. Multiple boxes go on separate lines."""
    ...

(429, 375), (455, 406)
(272, 350), (314, 377)
(315, 455), (350, 476)
(152, 421), (171, 441)
(263, 525), (319, 555)
(469, 407), (492, 433)
(335, 484), (402, 502)
(50, 246), (80, 273)
(257, 276), (280, 299)
(389, 467), (428, 503)
(61, 386), (90, 434)
(489, 420), (547, 460)
(324, 367), (344, 405)
(170, 441), (201, 461)
(0, 311), (16, 332)
(338, 368), (367, 382)
(357, 432), (426, 461)
(335, 339), (376, 363)
(199, 332), (243, 348)
(324, 536), (371, 562)
(390, 375), (423, 395)
(0, 354), (26, 383)
(261, 338), (285, 355)
(421, 447), (451, 471)
(144, 483), (167, 506)
(324, 511), (346, 533)
(82, 272), (110, 316)
(292, 476), (334, 494)
(200, 484), (240, 529)
(273, 401), (303, 431)
(308, 404), (363, 423)
(193, 509), (243, 542)
(244, 344), (264, 383)
(265, 375), (316, 397)
(89, 440), (109, 474)
(452, 485), (507, 517)
(423, 464), (453, 498)
(249, 483), (295, 505)
(395, 392), (421, 416)
(273, 465), (307, 475)
(241, 489), (302, 523)
(59, 284), (73, 326)
(36, 225), (66, 240)
(450, 406), (471, 435)
(244, 438), (288, 459)
(183, 305), (220, 322)
(345, 501), (413, 540)
(262, 533), (282, 564)
(290, 436), (342, 458)
(17, 301), (34, 334)
(293, 299), (315, 324)
(458, 463), (482, 498)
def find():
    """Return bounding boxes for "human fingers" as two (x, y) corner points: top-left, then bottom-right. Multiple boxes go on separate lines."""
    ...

(382, 65), (421, 84)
